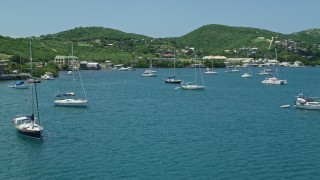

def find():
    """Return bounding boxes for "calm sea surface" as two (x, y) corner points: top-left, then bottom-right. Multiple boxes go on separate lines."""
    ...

(1, 67), (320, 179)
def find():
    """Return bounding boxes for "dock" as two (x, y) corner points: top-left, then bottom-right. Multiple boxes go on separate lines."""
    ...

(0, 73), (31, 80)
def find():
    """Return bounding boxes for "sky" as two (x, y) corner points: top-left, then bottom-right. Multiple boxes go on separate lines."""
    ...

(1, 0), (319, 38)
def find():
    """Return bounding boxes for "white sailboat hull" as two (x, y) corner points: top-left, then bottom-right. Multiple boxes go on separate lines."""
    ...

(181, 84), (205, 90)
(54, 99), (88, 107)
(241, 73), (252, 78)
(9, 85), (30, 89)
(204, 71), (218, 75)
(141, 73), (157, 77)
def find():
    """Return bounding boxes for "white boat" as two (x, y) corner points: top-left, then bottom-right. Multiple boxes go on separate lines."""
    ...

(241, 72), (252, 78)
(241, 66), (252, 78)
(257, 69), (270, 75)
(119, 67), (129, 71)
(67, 71), (73, 75)
(181, 82), (205, 90)
(294, 93), (320, 110)
(9, 81), (30, 89)
(54, 44), (88, 107)
(261, 75), (287, 85)
(41, 72), (54, 80)
(204, 60), (218, 75)
(225, 66), (240, 73)
(261, 49), (287, 84)
(204, 67), (218, 75)
(141, 68), (157, 77)
(142, 58), (158, 77)
(141, 71), (157, 77)
(181, 48), (205, 90)
(12, 41), (43, 139)
(54, 98), (88, 107)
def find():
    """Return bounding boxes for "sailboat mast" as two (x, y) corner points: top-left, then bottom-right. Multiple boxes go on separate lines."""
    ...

(173, 50), (176, 76)
(72, 44), (76, 91)
(20, 55), (22, 73)
(34, 78), (40, 125)
(194, 49), (197, 83)
(29, 40), (40, 125)
(275, 48), (279, 77)
(29, 41), (34, 114)
(73, 44), (87, 100)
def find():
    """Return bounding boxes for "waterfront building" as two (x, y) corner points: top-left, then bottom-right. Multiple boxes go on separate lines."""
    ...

(54, 55), (78, 69)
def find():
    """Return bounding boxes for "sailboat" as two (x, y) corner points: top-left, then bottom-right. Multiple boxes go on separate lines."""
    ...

(141, 58), (157, 77)
(225, 66), (241, 73)
(241, 65), (252, 78)
(12, 41), (43, 139)
(9, 56), (30, 89)
(164, 50), (182, 83)
(261, 49), (287, 85)
(181, 49), (205, 90)
(257, 67), (270, 75)
(204, 59), (218, 75)
(9, 81), (30, 89)
(54, 44), (88, 107)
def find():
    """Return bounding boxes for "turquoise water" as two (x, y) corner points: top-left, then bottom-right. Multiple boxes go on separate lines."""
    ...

(1, 67), (320, 179)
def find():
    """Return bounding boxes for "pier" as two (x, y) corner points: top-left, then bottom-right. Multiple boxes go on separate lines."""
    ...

(0, 73), (31, 80)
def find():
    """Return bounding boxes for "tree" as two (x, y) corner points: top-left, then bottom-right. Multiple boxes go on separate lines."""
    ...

(9, 55), (21, 64)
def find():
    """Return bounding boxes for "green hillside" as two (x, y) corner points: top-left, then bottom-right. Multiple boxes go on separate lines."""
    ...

(41, 26), (150, 42)
(1, 24), (320, 67)
(176, 24), (285, 54)
(290, 29), (320, 44)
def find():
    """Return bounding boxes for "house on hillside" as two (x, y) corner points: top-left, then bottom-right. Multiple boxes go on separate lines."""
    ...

(54, 55), (79, 69)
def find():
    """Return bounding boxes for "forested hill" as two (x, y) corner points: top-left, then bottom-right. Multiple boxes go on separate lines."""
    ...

(41, 26), (150, 42)
(1, 24), (320, 65)
(175, 24), (285, 53)
(290, 28), (320, 45)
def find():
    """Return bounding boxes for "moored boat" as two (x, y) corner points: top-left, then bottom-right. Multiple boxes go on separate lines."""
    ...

(54, 44), (88, 107)
(241, 72), (252, 78)
(141, 69), (157, 77)
(12, 114), (43, 139)
(54, 98), (88, 107)
(294, 93), (320, 110)
(180, 48), (205, 90)
(8, 81), (30, 89)
(41, 72), (54, 80)
(181, 82), (205, 90)
(12, 41), (43, 139)
(165, 76), (182, 84)
(261, 75), (287, 85)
